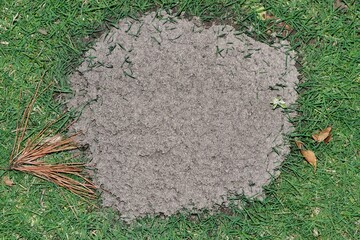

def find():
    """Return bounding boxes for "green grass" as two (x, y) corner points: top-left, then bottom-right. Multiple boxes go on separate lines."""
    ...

(1, 0), (359, 239)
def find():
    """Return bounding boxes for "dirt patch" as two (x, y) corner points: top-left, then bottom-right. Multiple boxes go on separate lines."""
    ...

(67, 11), (298, 221)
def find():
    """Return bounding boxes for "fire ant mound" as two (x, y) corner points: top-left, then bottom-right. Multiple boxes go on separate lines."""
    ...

(68, 11), (298, 221)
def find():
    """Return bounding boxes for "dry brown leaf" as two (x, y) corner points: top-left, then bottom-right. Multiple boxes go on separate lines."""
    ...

(312, 126), (332, 143)
(295, 140), (317, 171)
(324, 134), (332, 144)
(295, 140), (304, 149)
(300, 149), (317, 171)
(333, 0), (348, 11)
(3, 176), (14, 186)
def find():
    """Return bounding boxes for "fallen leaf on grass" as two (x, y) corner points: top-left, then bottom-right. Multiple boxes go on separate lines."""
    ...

(300, 149), (317, 171)
(295, 140), (304, 149)
(295, 140), (317, 172)
(323, 134), (332, 144)
(333, 0), (348, 11)
(3, 176), (14, 186)
(312, 126), (332, 143)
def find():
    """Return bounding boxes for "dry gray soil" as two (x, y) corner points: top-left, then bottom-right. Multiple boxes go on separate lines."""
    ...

(67, 11), (298, 221)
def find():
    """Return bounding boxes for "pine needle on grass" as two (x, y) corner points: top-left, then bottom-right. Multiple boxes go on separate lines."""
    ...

(7, 75), (96, 199)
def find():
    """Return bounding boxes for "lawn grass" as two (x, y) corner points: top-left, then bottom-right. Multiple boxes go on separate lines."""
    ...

(1, 0), (359, 239)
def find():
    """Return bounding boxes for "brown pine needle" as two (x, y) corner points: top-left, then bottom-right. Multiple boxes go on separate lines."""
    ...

(9, 133), (96, 199)
(10, 76), (43, 164)
(8, 75), (96, 199)
(12, 134), (78, 166)
(14, 164), (96, 198)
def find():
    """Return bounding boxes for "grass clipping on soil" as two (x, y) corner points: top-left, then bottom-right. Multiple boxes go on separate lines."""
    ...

(7, 80), (96, 199)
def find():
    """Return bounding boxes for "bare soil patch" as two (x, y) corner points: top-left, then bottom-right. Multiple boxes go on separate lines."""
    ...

(67, 11), (298, 221)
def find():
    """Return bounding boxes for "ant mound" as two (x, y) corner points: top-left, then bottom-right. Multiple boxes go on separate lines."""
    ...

(68, 11), (298, 221)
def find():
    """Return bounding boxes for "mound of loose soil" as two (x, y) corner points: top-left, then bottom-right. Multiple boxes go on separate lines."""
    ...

(67, 11), (298, 221)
